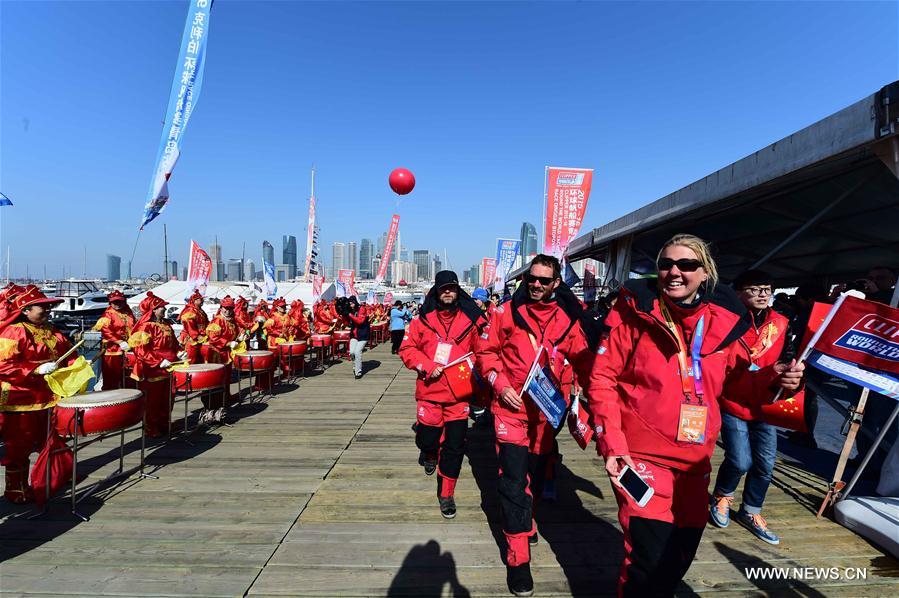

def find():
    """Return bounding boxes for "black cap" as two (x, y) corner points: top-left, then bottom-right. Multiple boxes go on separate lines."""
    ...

(435, 270), (459, 289)
(732, 269), (773, 289)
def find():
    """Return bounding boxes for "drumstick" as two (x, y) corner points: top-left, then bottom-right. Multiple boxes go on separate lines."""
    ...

(54, 340), (85, 366)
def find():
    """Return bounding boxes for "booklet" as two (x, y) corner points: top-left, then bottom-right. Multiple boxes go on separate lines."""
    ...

(521, 347), (569, 430)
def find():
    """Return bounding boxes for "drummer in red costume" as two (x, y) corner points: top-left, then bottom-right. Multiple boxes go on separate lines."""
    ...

(203, 295), (241, 422)
(179, 290), (208, 364)
(128, 292), (180, 439)
(92, 290), (136, 390)
(0, 285), (75, 503)
(234, 296), (255, 335)
(252, 299), (270, 347)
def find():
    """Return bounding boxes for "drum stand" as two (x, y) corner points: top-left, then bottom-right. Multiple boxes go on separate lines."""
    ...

(334, 339), (350, 361)
(312, 343), (331, 372)
(170, 373), (231, 442)
(235, 355), (274, 404)
(280, 346), (306, 384)
(31, 400), (156, 522)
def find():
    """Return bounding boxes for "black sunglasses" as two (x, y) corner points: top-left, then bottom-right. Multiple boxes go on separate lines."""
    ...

(527, 273), (556, 285)
(657, 258), (703, 272)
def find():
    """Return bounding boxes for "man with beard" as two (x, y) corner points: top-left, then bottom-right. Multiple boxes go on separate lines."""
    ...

(476, 255), (594, 597)
(399, 271), (488, 519)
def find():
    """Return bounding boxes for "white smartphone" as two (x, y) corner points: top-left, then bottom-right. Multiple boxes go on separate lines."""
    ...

(617, 465), (654, 507)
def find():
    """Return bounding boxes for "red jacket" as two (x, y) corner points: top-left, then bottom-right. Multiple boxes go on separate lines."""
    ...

(720, 308), (791, 421)
(0, 321), (75, 411)
(400, 307), (486, 403)
(93, 306), (135, 355)
(586, 279), (781, 474)
(476, 289), (592, 422)
(205, 314), (240, 364)
(128, 321), (180, 382)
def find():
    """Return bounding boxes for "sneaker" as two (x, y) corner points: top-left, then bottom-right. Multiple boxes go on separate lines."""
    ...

(213, 408), (225, 422)
(735, 510), (780, 545)
(418, 452), (437, 476)
(528, 533), (538, 546)
(709, 494), (733, 528)
(439, 496), (456, 519)
(506, 563), (534, 597)
(354, 372), (362, 379)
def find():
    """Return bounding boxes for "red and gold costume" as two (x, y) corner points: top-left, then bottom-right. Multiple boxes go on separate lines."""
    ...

(129, 293), (179, 438)
(235, 296), (255, 335)
(288, 300), (310, 341)
(179, 291), (208, 364)
(313, 301), (337, 334)
(92, 291), (136, 390)
(264, 298), (293, 348)
(0, 285), (72, 503)
(203, 296), (239, 408)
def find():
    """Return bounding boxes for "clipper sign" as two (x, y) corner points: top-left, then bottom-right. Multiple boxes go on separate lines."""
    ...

(832, 315), (899, 362)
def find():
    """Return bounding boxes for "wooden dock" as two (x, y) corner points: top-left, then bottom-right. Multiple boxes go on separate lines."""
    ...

(2, 344), (897, 596)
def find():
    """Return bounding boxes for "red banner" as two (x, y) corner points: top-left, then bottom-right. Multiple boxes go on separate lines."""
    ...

(375, 214), (400, 283)
(383, 291), (394, 305)
(185, 240), (212, 299)
(312, 275), (323, 304)
(812, 295), (899, 375)
(544, 167), (594, 258)
(482, 258), (496, 289)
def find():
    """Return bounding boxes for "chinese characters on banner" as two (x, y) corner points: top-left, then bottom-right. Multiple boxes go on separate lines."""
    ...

(337, 269), (358, 299)
(481, 258), (496, 289)
(140, 0), (213, 229)
(375, 214), (400, 283)
(493, 238), (521, 291)
(185, 240), (212, 299)
(303, 194), (317, 282)
(543, 167), (594, 258)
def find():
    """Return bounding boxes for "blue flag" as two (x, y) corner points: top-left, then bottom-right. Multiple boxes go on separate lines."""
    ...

(522, 348), (568, 429)
(0, 192), (12, 206)
(140, 0), (213, 229)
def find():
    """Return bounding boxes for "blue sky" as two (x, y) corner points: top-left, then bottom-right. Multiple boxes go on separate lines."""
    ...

(1, 0), (896, 279)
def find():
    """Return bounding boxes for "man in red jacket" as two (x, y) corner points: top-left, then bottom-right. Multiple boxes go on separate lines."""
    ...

(710, 269), (791, 544)
(476, 255), (594, 597)
(400, 271), (487, 519)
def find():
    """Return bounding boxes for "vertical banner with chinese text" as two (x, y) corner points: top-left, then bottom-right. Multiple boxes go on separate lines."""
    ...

(262, 240), (277, 300)
(482, 258), (496, 289)
(543, 167), (594, 258)
(303, 194), (316, 281)
(184, 240), (212, 299)
(337, 269), (357, 298)
(140, 0), (213, 229)
(375, 214), (400, 283)
(493, 238), (521, 290)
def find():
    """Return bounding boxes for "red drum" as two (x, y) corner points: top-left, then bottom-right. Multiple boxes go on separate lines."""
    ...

(278, 341), (308, 358)
(310, 334), (332, 347)
(171, 363), (227, 393)
(54, 389), (144, 438)
(333, 330), (351, 342)
(234, 350), (276, 372)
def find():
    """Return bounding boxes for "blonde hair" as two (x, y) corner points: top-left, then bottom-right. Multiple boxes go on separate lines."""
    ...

(657, 234), (719, 290)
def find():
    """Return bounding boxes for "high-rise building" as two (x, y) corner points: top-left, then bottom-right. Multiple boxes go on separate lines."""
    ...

(106, 254), (121, 281)
(390, 261), (417, 285)
(166, 260), (179, 280)
(182, 266), (188, 281)
(400, 246), (409, 262)
(432, 255), (442, 278)
(412, 250), (429, 281)
(359, 238), (373, 279)
(347, 241), (358, 273)
(244, 259), (256, 281)
(282, 235), (297, 278)
(332, 242), (346, 275)
(227, 259), (243, 281)
(520, 222), (538, 260)
(262, 242), (275, 268)
(209, 243), (223, 281)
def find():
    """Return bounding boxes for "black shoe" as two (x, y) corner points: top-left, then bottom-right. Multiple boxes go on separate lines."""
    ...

(507, 563), (534, 597)
(354, 372), (362, 379)
(418, 452), (437, 476)
(528, 533), (538, 546)
(439, 496), (456, 519)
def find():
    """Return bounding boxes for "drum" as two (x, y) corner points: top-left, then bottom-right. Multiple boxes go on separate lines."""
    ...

(333, 330), (351, 342)
(310, 334), (332, 347)
(54, 389), (144, 437)
(234, 350), (276, 372)
(278, 341), (308, 358)
(171, 363), (227, 392)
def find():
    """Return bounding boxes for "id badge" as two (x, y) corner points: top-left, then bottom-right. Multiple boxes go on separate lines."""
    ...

(434, 342), (453, 366)
(676, 403), (708, 444)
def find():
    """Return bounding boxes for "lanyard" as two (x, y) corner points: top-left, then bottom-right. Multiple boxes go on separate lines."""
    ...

(658, 299), (705, 404)
(435, 311), (458, 342)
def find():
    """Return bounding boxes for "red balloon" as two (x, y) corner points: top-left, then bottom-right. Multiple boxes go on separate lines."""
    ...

(388, 168), (416, 195)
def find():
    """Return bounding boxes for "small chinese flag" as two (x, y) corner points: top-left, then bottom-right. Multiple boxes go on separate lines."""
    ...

(443, 357), (477, 401)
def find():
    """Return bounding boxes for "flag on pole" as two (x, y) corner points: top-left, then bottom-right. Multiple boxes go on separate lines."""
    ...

(0, 192), (12, 207)
(443, 353), (478, 402)
(185, 240), (212, 299)
(543, 167), (594, 258)
(521, 347), (568, 429)
(262, 241), (277, 300)
(139, 0), (213, 229)
(375, 215), (400, 284)
(493, 238), (520, 291)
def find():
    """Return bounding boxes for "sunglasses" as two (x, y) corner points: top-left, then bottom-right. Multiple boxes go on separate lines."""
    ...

(657, 258), (703, 272)
(527, 273), (556, 285)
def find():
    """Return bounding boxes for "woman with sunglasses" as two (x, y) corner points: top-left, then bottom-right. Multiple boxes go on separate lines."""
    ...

(587, 234), (804, 596)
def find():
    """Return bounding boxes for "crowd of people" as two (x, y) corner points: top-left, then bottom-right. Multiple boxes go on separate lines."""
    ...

(0, 285), (391, 503)
(397, 236), (814, 597)
(1, 234), (895, 597)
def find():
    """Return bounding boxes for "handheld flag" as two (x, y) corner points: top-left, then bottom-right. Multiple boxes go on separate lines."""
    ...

(442, 353), (477, 401)
(44, 356), (96, 399)
(0, 192), (12, 206)
(521, 347), (569, 430)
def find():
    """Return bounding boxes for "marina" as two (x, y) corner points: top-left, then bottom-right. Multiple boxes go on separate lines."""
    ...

(1, 344), (896, 596)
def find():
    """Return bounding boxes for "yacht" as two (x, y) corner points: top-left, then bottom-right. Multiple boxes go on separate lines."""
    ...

(49, 279), (110, 318)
